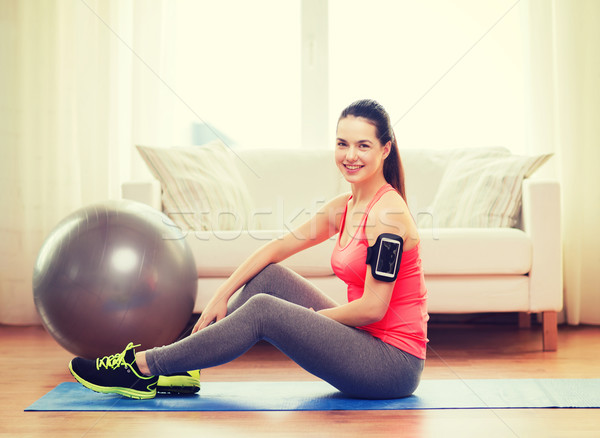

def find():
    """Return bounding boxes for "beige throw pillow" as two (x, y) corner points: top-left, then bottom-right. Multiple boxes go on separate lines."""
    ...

(136, 141), (255, 231)
(419, 152), (552, 228)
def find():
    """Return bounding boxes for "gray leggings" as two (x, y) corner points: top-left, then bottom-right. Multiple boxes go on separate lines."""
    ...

(146, 264), (424, 399)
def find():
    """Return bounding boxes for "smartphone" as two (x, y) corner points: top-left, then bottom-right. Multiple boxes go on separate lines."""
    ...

(374, 237), (402, 279)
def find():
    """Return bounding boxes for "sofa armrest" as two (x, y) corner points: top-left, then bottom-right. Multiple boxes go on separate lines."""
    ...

(121, 180), (162, 211)
(521, 179), (563, 312)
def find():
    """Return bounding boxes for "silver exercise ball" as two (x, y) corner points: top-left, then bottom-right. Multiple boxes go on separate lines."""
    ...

(33, 200), (197, 359)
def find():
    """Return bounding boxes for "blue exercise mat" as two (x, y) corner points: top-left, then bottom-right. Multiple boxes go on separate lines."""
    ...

(25, 379), (600, 412)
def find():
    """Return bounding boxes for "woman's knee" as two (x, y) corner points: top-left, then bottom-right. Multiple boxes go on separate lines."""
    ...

(259, 263), (290, 279)
(244, 292), (279, 310)
(237, 294), (288, 331)
(243, 263), (287, 293)
(229, 265), (287, 314)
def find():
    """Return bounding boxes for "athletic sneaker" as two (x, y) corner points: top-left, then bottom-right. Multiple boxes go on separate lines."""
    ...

(69, 342), (158, 400)
(157, 370), (201, 395)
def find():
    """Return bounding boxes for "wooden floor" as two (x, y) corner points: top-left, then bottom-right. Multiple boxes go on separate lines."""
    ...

(2, 320), (599, 438)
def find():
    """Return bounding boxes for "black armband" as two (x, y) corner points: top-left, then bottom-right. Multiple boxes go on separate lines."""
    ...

(365, 233), (404, 282)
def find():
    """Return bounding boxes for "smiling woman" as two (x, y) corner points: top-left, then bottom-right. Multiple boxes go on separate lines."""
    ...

(66, 99), (428, 401)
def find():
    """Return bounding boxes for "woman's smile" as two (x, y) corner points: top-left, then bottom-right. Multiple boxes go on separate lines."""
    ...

(343, 164), (364, 172)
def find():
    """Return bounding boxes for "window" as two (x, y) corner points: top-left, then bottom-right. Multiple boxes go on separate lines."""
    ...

(152, 1), (525, 153)
(169, 0), (301, 149)
(328, 0), (526, 152)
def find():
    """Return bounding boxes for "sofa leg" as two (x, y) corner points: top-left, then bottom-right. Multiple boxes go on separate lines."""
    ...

(518, 312), (531, 329)
(542, 311), (558, 351)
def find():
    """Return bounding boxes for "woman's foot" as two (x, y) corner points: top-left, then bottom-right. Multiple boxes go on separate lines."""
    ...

(69, 342), (158, 400)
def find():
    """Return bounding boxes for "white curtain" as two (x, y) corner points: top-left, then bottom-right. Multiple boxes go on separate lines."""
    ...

(2, 0), (599, 326)
(523, 0), (600, 325)
(0, 0), (174, 324)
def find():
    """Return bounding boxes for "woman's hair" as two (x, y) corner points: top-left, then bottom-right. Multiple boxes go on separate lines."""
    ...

(338, 99), (407, 203)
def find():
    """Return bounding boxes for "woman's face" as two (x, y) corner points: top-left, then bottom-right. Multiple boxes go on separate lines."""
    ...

(335, 116), (390, 184)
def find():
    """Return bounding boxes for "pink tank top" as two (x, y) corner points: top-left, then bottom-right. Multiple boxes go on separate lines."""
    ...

(330, 184), (429, 359)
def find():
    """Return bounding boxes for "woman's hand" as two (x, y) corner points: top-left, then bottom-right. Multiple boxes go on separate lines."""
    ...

(192, 296), (228, 334)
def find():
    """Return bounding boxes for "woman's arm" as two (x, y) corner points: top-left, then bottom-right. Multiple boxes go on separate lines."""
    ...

(193, 192), (349, 333)
(318, 191), (418, 327)
(317, 273), (394, 326)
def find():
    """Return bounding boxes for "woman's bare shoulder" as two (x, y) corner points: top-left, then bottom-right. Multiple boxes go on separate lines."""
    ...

(366, 190), (419, 248)
(325, 191), (352, 211)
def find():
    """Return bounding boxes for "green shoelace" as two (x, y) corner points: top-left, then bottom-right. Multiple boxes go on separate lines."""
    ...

(95, 342), (140, 370)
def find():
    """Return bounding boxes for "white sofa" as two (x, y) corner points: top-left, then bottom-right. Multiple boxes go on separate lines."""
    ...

(123, 146), (563, 351)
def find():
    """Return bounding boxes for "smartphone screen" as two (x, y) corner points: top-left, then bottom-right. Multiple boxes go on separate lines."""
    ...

(374, 237), (402, 278)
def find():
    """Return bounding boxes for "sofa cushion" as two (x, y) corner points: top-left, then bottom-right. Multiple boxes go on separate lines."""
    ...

(425, 275), (530, 313)
(136, 141), (255, 232)
(419, 228), (532, 275)
(419, 151), (552, 228)
(187, 228), (531, 278)
(187, 230), (337, 277)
